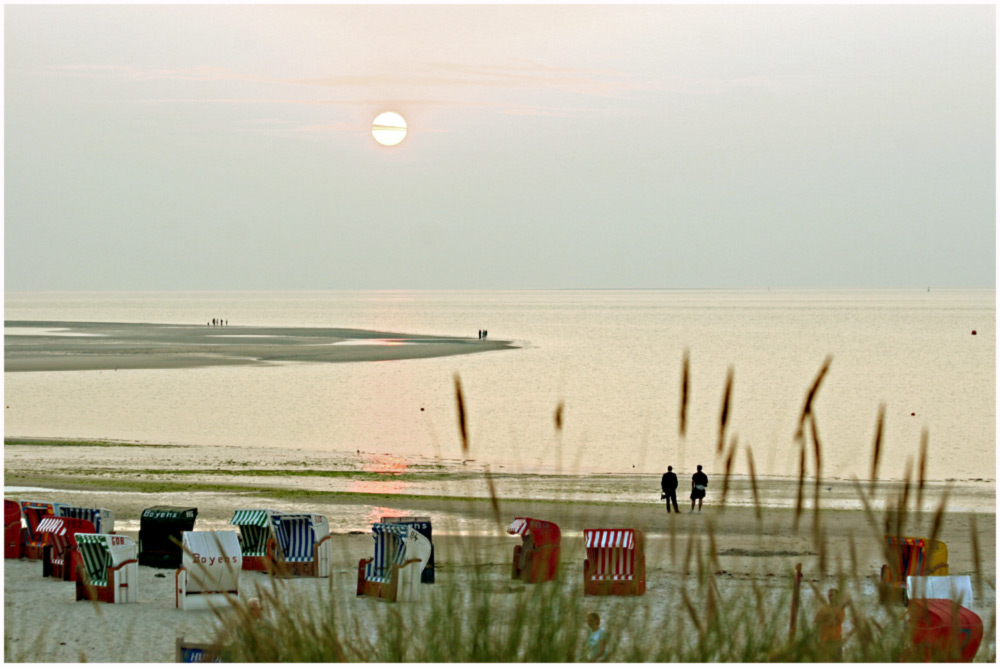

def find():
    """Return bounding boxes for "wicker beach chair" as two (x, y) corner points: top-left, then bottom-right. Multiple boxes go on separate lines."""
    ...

(357, 523), (432, 602)
(508, 517), (561, 583)
(381, 516), (435, 583)
(230, 508), (279, 572)
(75, 533), (139, 604)
(38, 516), (95, 581)
(5, 500), (22, 559)
(175, 530), (242, 611)
(880, 535), (948, 603)
(20, 500), (68, 560)
(138, 506), (198, 568)
(269, 513), (333, 578)
(583, 528), (646, 596)
(59, 506), (115, 534)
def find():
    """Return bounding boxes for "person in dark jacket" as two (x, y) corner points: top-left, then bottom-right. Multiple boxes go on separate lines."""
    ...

(660, 466), (679, 513)
(690, 465), (708, 513)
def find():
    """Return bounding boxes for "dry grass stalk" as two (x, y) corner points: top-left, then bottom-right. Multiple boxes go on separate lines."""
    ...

(795, 356), (832, 441)
(454, 374), (469, 455)
(894, 458), (912, 539)
(720, 435), (738, 507)
(917, 429), (928, 514)
(706, 519), (721, 573)
(717, 366), (733, 453)
(793, 433), (806, 530)
(679, 349), (690, 439)
(483, 465), (503, 528)
(681, 588), (705, 638)
(869, 404), (885, 497)
(553, 401), (563, 432)
(809, 413), (822, 519)
(970, 513), (983, 601)
(926, 489), (950, 568)
(745, 445), (762, 521)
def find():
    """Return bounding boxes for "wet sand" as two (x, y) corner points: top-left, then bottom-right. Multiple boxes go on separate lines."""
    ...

(4, 321), (515, 372)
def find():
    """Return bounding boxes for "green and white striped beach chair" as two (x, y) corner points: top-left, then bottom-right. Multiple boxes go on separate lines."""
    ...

(74, 533), (138, 604)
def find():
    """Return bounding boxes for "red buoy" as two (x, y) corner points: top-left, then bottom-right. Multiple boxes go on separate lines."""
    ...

(971, 330), (977, 335)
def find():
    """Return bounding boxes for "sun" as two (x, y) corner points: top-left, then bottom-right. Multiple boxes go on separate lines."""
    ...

(372, 111), (407, 147)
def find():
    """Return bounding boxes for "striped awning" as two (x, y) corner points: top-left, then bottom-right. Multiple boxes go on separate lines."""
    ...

(272, 514), (317, 563)
(59, 507), (112, 534)
(231, 509), (272, 527)
(584, 529), (635, 550)
(37, 517), (66, 536)
(507, 518), (529, 536)
(371, 523), (411, 537)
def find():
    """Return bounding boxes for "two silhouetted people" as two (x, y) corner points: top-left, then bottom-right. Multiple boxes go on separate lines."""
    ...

(660, 466), (679, 512)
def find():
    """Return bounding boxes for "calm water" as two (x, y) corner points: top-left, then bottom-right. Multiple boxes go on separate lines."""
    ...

(4, 289), (995, 483)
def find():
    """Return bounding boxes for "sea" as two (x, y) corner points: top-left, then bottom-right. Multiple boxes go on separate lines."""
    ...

(3, 289), (995, 510)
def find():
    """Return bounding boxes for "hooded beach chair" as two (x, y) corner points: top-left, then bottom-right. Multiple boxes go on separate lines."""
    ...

(583, 528), (646, 596)
(357, 523), (432, 602)
(20, 500), (68, 560)
(138, 506), (198, 568)
(38, 516), (95, 581)
(175, 530), (242, 611)
(269, 513), (333, 577)
(5, 500), (22, 559)
(381, 516), (435, 583)
(880, 535), (948, 602)
(75, 533), (138, 604)
(508, 517), (561, 583)
(905, 598), (983, 662)
(59, 506), (115, 534)
(230, 508), (278, 572)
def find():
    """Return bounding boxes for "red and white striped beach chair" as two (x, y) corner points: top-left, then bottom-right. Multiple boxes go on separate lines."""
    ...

(38, 516), (95, 581)
(583, 528), (645, 596)
(508, 517), (561, 583)
(20, 500), (67, 560)
(175, 531), (242, 611)
(5, 500), (22, 559)
(75, 534), (138, 604)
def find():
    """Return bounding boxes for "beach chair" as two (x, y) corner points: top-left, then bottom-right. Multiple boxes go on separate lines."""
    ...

(880, 535), (948, 603)
(59, 506), (115, 534)
(508, 517), (560, 583)
(230, 508), (278, 572)
(905, 598), (983, 662)
(175, 530), (242, 611)
(39, 516), (95, 581)
(357, 524), (432, 602)
(20, 500), (68, 560)
(139, 506), (198, 568)
(381, 516), (435, 583)
(176, 636), (224, 662)
(5, 500), (22, 559)
(583, 528), (645, 596)
(269, 513), (333, 578)
(907, 575), (975, 607)
(75, 533), (139, 604)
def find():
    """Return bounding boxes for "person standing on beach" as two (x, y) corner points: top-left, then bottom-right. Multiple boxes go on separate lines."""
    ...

(661, 466), (679, 513)
(585, 612), (608, 662)
(814, 588), (846, 660)
(690, 464), (708, 513)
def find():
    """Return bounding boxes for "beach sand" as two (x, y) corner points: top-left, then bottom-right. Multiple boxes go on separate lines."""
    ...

(4, 446), (995, 662)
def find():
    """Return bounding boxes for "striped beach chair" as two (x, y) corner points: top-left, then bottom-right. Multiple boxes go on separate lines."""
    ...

(5, 500), (22, 559)
(357, 524), (432, 602)
(583, 528), (646, 596)
(175, 530), (242, 611)
(139, 506), (198, 569)
(230, 508), (277, 572)
(75, 533), (138, 604)
(270, 513), (333, 578)
(881, 535), (948, 603)
(59, 506), (115, 535)
(508, 517), (561, 583)
(38, 516), (95, 581)
(20, 500), (67, 560)
(381, 516), (435, 583)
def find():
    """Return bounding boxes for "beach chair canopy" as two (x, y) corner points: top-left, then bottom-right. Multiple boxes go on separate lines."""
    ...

(5, 500), (20, 528)
(75, 534), (137, 587)
(907, 575), (974, 606)
(59, 506), (115, 535)
(365, 524), (431, 583)
(908, 598), (983, 661)
(507, 518), (560, 547)
(885, 535), (948, 579)
(584, 529), (638, 581)
(20, 501), (67, 542)
(271, 514), (328, 563)
(230, 509), (276, 557)
(37, 517), (95, 558)
(181, 531), (241, 594)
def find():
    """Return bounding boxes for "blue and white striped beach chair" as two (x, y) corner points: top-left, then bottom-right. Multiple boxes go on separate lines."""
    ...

(357, 524), (432, 602)
(269, 513), (332, 577)
(59, 506), (115, 535)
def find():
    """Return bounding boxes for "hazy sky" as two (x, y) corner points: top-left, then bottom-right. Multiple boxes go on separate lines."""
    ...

(5, 5), (995, 290)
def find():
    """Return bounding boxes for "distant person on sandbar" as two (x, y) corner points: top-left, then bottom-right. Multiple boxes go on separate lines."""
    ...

(478, 329), (482, 339)
(585, 612), (608, 662)
(690, 464), (708, 513)
(661, 465), (679, 513)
